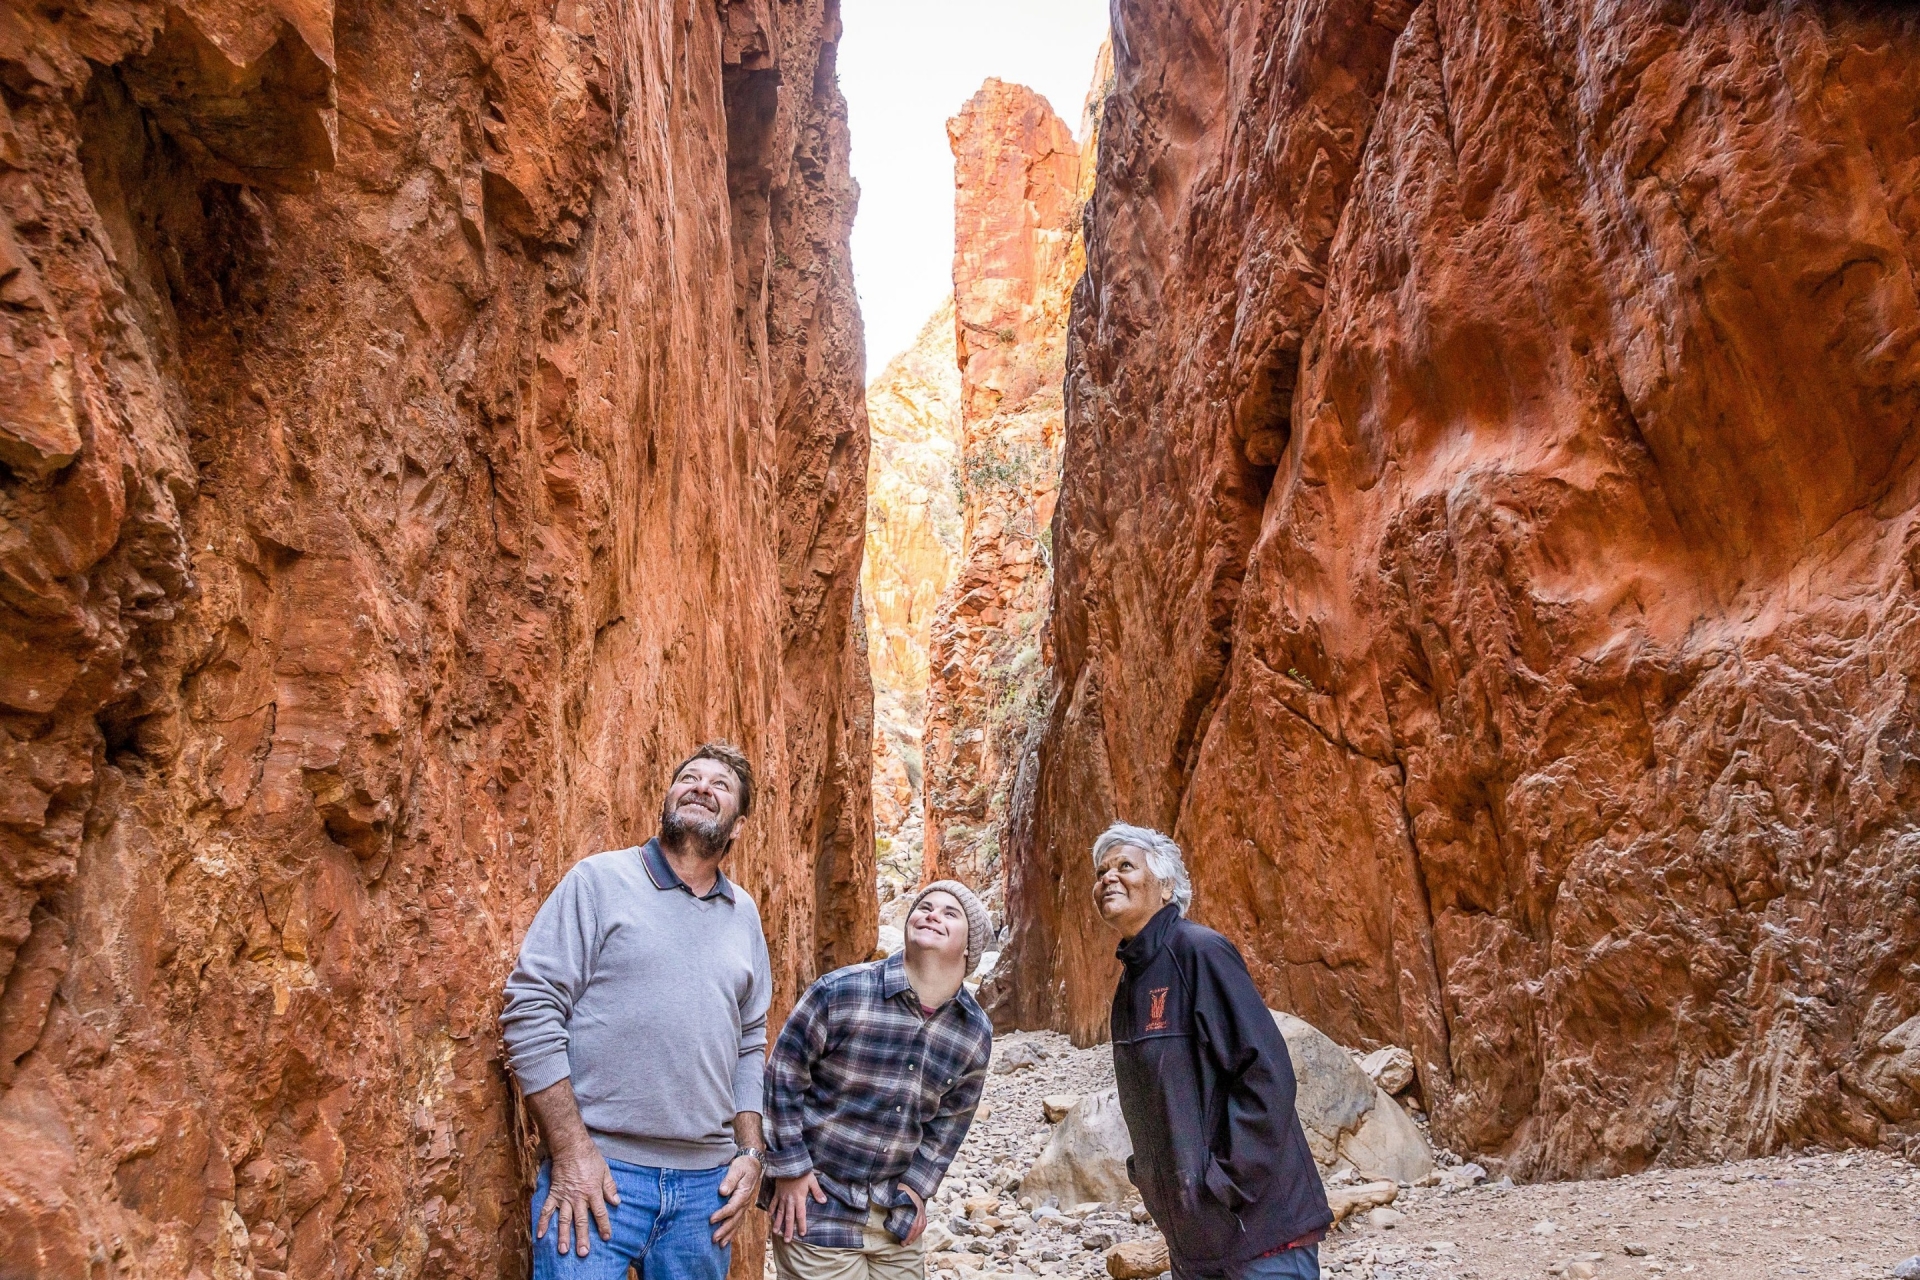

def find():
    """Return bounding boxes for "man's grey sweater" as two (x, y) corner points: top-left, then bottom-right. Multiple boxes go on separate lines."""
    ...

(501, 840), (772, 1169)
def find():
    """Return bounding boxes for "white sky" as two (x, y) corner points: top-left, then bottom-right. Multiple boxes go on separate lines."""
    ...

(838, 0), (1112, 372)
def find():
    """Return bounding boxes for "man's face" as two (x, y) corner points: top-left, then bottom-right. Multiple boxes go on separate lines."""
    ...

(661, 758), (743, 853)
(906, 890), (970, 969)
(1092, 845), (1168, 937)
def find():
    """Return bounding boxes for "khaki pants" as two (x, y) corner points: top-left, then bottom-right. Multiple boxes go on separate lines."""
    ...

(770, 1208), (924, 1280)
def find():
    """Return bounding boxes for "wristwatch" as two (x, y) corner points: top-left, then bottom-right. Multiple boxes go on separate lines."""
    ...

(735, 1145), (765, 1164)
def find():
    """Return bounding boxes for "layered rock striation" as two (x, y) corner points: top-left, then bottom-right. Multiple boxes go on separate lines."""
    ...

(921, 79), (1085, 899)
(0, 0), (870, 1275)
(992, 0), (1920, 1178)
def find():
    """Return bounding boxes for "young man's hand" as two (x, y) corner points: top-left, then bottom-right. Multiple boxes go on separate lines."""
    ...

(710, 1152), (762, 1245)
(900, 1186), (927, 1245)
(770, 1172), (828, 1242)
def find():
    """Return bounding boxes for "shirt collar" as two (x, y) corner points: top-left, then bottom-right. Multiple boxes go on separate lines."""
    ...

(880, 950), (983, 1022)
(879, 949), (914, 1000)
(1116, 902), (1182, 972)
(640, 837), (736, 904)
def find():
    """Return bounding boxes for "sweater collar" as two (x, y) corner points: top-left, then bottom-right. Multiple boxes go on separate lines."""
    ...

(640, 837), (736, 904)
(1116, 902), (1182, 973)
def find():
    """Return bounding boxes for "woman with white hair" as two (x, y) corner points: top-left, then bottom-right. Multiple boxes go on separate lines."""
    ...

(1090, 824), (1330, 1280)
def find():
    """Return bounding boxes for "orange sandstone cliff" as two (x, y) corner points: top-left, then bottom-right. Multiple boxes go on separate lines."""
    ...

(0, 0), (871, 1274)
(920, 80), (1084, 904)
(990, 0), (1920, 1178)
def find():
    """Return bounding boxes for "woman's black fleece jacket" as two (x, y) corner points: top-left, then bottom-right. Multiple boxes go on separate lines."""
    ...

(1110, 904), (1332, 1276)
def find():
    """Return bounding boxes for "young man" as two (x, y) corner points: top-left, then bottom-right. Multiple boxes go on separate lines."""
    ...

(501, 743), (771, 1280)
(762, 880), (995, 1280)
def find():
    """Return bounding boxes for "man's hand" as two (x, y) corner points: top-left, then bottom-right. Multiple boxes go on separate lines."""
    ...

(538, 1142), (620, 1257)
(525, 1079), (619, 1258)
(769, 1172), (828, 1242)
(710, 1152), (762, 1245)
(900, 1186), (927, 1245)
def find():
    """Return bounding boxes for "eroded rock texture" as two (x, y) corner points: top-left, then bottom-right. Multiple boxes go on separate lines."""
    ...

(921, 79), (1083, 898)
(862, 300), (961, 900)
(0, 0), (871, 1274)
(991, 0), (1920, 1178)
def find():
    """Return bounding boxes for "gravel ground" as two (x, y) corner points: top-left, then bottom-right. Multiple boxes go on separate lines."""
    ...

(916, 1032), (1920, 1280)
(924, 1032), (1165, 1280)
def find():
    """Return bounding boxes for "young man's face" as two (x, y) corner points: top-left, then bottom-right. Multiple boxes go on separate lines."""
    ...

(905, 890), (970, 968)
(661, 758), (743, 852)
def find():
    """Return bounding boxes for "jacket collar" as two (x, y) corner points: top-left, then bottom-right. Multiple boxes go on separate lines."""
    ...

(640, 837), (736, 904)
(1116, 902), (1182, 973)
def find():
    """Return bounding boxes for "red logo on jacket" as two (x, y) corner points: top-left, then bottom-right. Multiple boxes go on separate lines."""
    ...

(1145, 987), (1170, 1031)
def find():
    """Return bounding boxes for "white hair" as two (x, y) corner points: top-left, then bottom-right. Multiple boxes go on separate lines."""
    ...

(1091, 822), (1193, 915)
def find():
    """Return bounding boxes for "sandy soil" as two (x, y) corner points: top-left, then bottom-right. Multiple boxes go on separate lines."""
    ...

(919, 1032), (1920, 1280)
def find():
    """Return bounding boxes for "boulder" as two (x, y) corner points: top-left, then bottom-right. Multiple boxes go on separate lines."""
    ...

(1022, 1087), (1135, 1207)
(1271, 1011), (1378, 1165)
(1272, 1012), (1434, 1183)
(1019, 1016), (1431, 1212)
(1043, 1094), (1081, 1123)
(1106, 1237), (1170, 1279)
(1357, 1046), (1416, 1096)
(1337, 1084), (1433, 1184)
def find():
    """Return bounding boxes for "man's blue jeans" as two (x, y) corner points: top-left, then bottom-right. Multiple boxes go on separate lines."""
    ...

(530, 1157), (732, 1280)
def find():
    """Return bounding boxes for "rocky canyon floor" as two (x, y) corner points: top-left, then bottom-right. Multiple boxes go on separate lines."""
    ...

(904, 1033), (1920, 1280)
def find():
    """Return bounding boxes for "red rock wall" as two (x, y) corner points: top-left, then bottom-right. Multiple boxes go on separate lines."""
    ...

(921, 80), (1080, 899)
(990, 0), (1920, 1177)
(0, 0), (871, 1274)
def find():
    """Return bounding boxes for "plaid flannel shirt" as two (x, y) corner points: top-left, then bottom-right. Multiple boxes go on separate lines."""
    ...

(760, 951), (992, 1247)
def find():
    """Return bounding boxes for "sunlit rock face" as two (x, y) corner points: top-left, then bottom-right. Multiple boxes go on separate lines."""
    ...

(0, 0), (870, 1274)
(921, 79), (1086, 905)
(991, 0), (1920, 1177)
(862, 301), (963, 901)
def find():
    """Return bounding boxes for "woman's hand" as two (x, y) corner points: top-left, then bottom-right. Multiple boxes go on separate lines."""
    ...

(770, 1172), (828, 1241)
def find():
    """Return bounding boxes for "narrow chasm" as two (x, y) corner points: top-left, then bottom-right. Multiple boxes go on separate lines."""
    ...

(861, 59), (1111, 970)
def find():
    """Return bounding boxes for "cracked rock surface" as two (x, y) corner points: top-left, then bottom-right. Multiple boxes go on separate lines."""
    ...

(989, 0), (1920, 1177)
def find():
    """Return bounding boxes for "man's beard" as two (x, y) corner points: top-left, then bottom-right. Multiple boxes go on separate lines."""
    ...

(661, 799), (737, 857)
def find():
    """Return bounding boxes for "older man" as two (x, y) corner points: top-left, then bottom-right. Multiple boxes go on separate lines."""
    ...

(501, 743), (771, 1280)
(1091, 823), (1331, 1280)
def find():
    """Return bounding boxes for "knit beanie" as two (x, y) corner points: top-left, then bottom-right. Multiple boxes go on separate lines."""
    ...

(912, 880), (993, 973)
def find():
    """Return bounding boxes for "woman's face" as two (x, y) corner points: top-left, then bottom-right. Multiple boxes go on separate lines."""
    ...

(1093, 844), (1172, 938)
